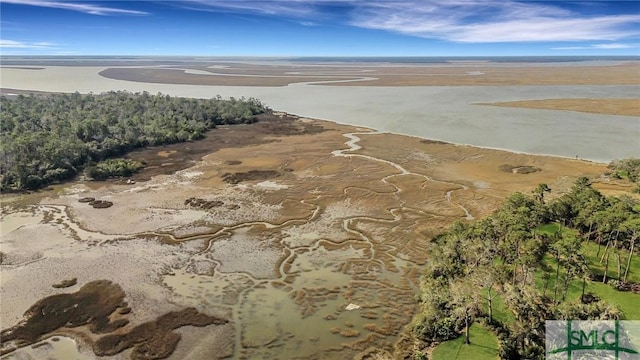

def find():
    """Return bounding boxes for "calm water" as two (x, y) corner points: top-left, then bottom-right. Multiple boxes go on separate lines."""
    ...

(3, 55), (639, 64)
(0, 64), (638, 162)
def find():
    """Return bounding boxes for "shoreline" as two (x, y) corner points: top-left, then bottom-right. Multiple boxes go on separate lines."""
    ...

(289, 113), (609, 164)
(0, 124), (604, 205)
(0, 87), (618, 164)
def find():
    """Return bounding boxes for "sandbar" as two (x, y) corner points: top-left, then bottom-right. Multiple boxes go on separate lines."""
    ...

(482, 98), (640, 117)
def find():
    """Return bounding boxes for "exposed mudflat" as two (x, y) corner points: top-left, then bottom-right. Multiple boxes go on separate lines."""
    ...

(106, 112), (322, 183)
(1, 113), (620, 359)
(483, 98), (640, 117)
(1, 280), (227, 358)
(95, 62), (640, 86)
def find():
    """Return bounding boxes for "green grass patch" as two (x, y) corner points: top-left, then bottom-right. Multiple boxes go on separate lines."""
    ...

(85, 158), (145, 180)
(537, 223), (562, 235)
(484, 293), (514, 325)
(573, 281), (640, 320)
(536, 222), (640, 283)
(581, 241), (640, 284)
(537, 253), (572, 294)
(536, 222), (580, 238)
(431, 323), (499, 360)
(536, 256), (640, 319)
(534, 224), (640, 320)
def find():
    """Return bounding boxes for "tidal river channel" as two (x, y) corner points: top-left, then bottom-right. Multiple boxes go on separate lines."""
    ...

(1, 65), (638, 162)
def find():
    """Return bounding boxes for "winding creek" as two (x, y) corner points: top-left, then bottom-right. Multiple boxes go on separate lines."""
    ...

(0, 124), (481, 359)
(332, 132), (474, 220)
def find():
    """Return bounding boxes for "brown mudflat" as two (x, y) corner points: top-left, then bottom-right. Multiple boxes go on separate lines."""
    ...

(1, 280), (128, 351)
(120, 112), (325, 183)
(99, 67), (355, 86)
(97, 62), (640, 86)
(94, 307), (226, 359)
(483, 98), (640, 117)
(0, 280), (227, 358)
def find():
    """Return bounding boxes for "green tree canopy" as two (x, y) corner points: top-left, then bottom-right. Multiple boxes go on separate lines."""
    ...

(0, 91), (268, 190)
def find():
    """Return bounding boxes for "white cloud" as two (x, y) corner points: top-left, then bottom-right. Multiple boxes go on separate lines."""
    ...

(552, 43), (639, 50)
(177, 0), (318, 18)
(0, 39), (55, 49)
(350, 1), (640, 42)
(593, 43), (636, 49)
(179, 1), (325, 27)
(177, 0), (640, 43)
(2, 0), (147, 15)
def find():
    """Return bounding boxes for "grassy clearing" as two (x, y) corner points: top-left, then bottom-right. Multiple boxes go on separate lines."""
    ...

(483, 291), (514, 325)
(581, 282), (640, 319)
(535, 258), (640, 319)
(582, 241), (640, 284)
(536, 222), (640, 283)
(535, 223), (640, 319)
(537, 222), (563, 235)
(431, 324), (499, 360)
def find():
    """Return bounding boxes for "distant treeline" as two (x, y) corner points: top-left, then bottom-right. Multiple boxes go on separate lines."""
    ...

(0, 91), (268, 191)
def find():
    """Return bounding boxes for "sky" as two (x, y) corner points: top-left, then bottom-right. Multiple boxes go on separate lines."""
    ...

(1, 0), (639, 56)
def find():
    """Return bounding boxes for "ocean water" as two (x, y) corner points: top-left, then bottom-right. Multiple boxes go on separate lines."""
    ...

(290, 55), (640, 64)
(1, 55), (639, 67)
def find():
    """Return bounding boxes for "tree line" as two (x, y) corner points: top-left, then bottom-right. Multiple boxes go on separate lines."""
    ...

(0, 91), (268, 191)
(411, 176), (640, 359)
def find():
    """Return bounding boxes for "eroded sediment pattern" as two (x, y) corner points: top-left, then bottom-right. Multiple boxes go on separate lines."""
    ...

(0, 114), (609, 359)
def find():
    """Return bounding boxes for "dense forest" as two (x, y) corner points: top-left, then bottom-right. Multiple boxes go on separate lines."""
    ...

(411, 177), (640, 359)
(0, 91), (268, 191)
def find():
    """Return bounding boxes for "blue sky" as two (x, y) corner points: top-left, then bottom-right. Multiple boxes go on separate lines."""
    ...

(1, 0), (639, 56)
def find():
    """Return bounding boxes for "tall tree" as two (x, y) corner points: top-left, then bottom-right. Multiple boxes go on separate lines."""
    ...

(532, 183), (551, 205)
(621, 216), (640, 282)
(471, 266), (502, 324)
(450, 278), (480, 345)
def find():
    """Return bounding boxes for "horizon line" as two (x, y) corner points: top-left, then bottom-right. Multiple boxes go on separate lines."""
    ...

(2, 55), (640, 58)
